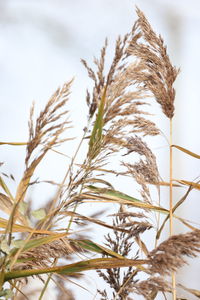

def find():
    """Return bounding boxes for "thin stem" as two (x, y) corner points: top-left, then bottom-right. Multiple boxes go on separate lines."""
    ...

(38, 258), (58, 300)
(38, 274), (52, 300)
(170, 118), (176, 300)
(169, 119), (173, 236)
(51, 125), (89, 208)
(114, 269), (138, 300)
(40, 119), (91, 230)
(66, 160), (92, 232)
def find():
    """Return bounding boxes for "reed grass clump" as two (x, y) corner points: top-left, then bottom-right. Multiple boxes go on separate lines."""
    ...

(0, 7), (199, 300)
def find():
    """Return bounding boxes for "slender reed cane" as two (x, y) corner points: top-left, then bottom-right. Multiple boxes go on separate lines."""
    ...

(170, 118), (176, 299)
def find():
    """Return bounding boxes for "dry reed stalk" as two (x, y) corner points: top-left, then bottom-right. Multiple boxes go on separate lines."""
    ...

(169, 118), (176, 299)
(126, 8), (179, 299)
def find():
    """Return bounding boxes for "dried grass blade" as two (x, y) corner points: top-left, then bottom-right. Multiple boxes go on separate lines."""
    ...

(178, 284), (200, 298)
(4, 258), (148, 281)
(0, 217), (32, 233)
(0, 176), (14, 200)
(63, 211), (132, 234)
(0, 142), (27, 146)
(172, 145), (200, 159)
(156, 186), (192, 240)
(84, 186), (168, 214)
(0, 193), (14, 216)
(152, 181), (181, 187)
(81, 178), (114, 188)
(0, 217), (62, 235)
(177, 217), (200, 231)
(135, 236), (149, 256)
(80, 194), (169, 213)
(176, 180), (200, 190)
(5, 152), (48, 238)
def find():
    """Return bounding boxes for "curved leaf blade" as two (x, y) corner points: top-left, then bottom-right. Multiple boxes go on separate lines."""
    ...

(85, 186), (169, 214)
(88, 86), (107, 158)
(0, 142), (27, 146)
(69, 239), (124, 259)
(4, 258), (148, 281)
(172, 145), (200, 159)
